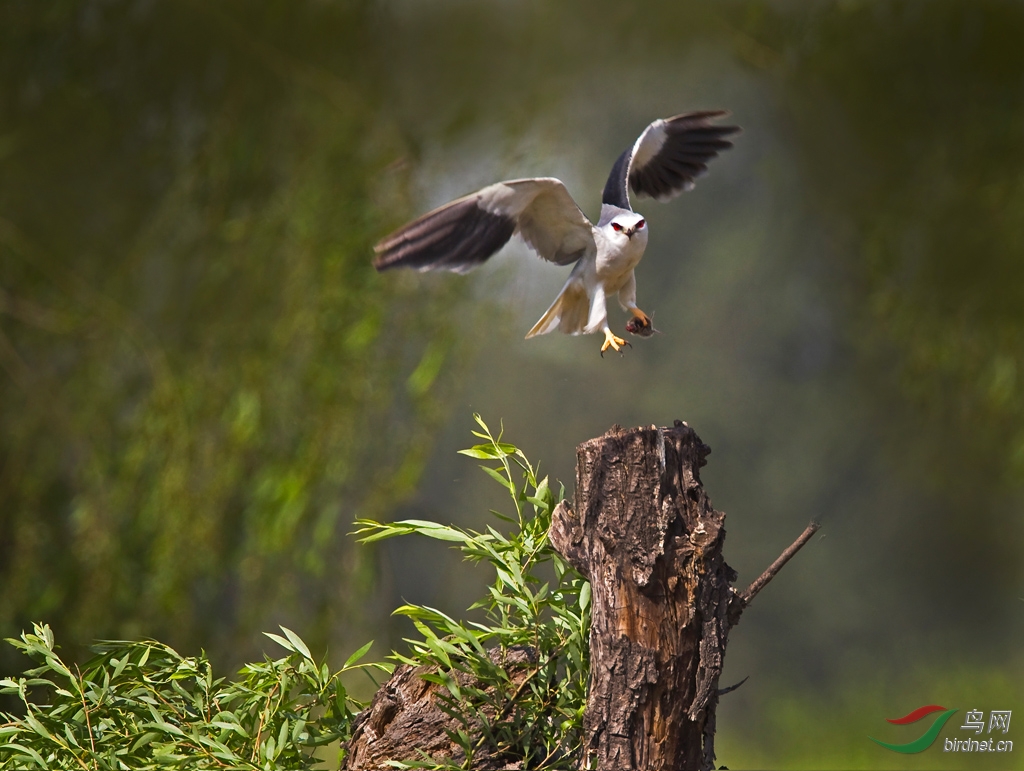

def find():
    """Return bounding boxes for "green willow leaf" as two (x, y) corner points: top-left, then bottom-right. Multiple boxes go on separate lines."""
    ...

(343, 640), (375, 669)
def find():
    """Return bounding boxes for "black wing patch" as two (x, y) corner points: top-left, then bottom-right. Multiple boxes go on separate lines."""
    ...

(373, 196), (516, 273)
(630, 113), (739, 201)
(602, 111), (740, 210)
(601, 149), (633, 210)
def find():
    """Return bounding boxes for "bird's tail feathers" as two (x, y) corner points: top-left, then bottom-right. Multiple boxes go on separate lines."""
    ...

(525, 278), (592, 338)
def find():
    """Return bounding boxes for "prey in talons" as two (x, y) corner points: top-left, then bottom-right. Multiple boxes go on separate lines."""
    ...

(626, 309), (659, 338)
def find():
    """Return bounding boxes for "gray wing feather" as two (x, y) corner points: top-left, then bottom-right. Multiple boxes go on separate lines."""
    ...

(374, 178), (595, 273)
(373, 195), (516, 274)
(507, 180), (594, 265)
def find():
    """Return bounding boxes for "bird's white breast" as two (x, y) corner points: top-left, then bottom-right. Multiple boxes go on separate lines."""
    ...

(594, 224), (648, 289)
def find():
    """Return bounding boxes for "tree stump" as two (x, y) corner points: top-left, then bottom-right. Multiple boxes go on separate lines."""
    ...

(549, 421), (817, 771)
(343, 421), (817, 770)
(549, 422), (728, 770)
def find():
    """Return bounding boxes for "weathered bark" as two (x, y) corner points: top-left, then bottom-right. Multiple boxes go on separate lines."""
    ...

(550, 422), (819, 771)
(343, 646), (538, 770)
(343, 421), (817, 770)
(548, 422), (733, 771)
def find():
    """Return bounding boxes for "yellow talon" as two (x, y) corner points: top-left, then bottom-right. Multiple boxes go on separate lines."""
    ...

(600, 329), (630, 356)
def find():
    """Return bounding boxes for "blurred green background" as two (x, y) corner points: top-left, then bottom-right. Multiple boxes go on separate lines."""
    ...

(1, 1), (1021, 767)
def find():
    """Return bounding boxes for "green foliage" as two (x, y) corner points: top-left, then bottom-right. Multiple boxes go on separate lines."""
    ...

(0, 0), (466, 669)
(354, 415), (590, 770)
(0, 417), (588, 770)
(0, 623), (388, 770)
(758, 2), (1024, 481)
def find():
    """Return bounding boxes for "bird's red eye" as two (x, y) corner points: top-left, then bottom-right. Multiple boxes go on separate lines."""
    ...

(636, 219), (645, 229)
(611, 222), (623, 231)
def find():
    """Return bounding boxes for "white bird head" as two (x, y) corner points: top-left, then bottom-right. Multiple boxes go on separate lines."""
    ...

(604, 210), (647, 241)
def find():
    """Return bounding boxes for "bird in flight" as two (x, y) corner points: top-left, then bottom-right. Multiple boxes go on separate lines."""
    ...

(373, 112), (739, 355)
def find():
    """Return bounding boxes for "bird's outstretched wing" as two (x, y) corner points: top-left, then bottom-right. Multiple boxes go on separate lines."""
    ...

(373, 177), (595, 274)
(601, 111), (740, 211)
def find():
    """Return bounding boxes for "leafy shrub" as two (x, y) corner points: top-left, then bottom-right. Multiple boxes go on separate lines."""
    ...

(0, 417), (590, 769)
(355, 415), (590, 769)
(0, 623), (384, 770)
